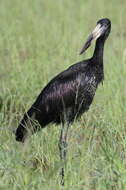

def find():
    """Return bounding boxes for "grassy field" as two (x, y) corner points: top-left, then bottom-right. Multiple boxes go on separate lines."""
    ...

(0, 0), (126, 189)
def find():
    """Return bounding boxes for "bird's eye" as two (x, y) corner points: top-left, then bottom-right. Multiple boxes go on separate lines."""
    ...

(104, 23), (108, 28)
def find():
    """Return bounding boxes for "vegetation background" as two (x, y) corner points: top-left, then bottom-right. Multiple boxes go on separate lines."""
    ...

(0, 0), (126, 189)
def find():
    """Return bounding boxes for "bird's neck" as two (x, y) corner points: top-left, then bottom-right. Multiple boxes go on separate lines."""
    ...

(92, 38), (105, 65)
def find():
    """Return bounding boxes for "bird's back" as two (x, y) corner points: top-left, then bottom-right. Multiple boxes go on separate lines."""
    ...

(30, 59), (101, 125)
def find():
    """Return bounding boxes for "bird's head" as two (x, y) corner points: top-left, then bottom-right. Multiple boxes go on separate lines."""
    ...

(80, 18), (111, 54)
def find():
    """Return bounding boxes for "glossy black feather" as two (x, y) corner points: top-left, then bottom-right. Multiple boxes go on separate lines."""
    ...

(15, 18), (111, 142)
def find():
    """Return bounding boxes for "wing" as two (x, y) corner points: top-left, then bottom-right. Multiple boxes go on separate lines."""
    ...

(38, 71), (79, 111)
(33, 61), (89, 113)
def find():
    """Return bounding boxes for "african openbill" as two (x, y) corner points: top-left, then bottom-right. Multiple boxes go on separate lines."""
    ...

(15, 18), (111, 185)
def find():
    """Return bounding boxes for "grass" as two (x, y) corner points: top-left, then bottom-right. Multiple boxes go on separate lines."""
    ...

(0, 0), (126, 189)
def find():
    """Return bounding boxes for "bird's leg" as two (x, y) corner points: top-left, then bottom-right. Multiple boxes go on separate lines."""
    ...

(58, 122), (70, 186)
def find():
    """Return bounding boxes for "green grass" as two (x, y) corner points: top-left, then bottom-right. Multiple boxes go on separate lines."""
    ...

(0, 0), (126, 189)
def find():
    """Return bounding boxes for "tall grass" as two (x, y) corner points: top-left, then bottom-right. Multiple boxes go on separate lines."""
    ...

(0, 0), (126, 189)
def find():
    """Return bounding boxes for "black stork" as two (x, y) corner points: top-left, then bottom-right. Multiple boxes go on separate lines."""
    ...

(15, 18), (111, 185)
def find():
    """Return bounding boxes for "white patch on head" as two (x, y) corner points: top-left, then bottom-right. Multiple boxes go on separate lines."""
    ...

(92, 24), (105, 40)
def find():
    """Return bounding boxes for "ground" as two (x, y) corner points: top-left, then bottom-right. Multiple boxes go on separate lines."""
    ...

(0, 0), (126, 189)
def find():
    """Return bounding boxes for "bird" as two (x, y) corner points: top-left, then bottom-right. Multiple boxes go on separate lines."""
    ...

(15, 18), (111, 185)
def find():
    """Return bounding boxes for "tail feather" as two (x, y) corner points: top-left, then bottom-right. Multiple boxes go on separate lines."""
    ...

(15, 107), (37, 142)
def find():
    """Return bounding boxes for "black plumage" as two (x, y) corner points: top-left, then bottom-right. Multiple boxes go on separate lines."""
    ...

(15, 18), (111, 185)
(16, 18), (111, 141)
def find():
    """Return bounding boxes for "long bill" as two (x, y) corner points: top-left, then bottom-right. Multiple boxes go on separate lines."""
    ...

(79, 23), (106, 55)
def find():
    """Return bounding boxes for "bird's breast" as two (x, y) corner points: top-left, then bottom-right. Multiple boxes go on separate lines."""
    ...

(78, 74), (98, 102)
